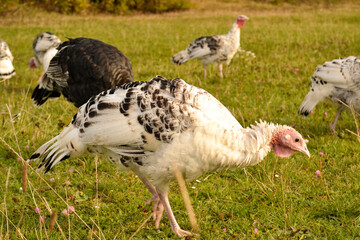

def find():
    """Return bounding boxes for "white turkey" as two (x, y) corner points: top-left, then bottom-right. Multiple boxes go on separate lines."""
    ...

(171, 15), (249, 78)
(29, 34), (134, 107)
(29, 76), (310, 237)
(299, 56), (360, 131)
(0, 40), (16, 80)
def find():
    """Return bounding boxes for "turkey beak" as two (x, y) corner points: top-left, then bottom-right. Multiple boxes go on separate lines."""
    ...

(240, 15), (249, 21)
(299, 146), (310, 158)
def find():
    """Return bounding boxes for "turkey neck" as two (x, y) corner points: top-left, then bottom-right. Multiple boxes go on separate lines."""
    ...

(226, 22), (241, 39)
(197, 121), (277, 172)
(43, 47), (58, 71)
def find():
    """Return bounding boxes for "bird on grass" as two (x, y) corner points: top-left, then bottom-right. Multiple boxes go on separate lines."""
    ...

(171, 15), (249, 78)
(299, 56), (360, 132)
(0, 40), (16, 80)
(29, 76), (310, 237)
(29, 33), (133, 107)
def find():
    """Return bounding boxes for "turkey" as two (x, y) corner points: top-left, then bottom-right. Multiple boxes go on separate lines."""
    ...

(0, 40), (16, 80)
(29, 76), (310, 237)
(171, 15), (249, 78)
(298, 56), (360, 131)
(28, 32), (61, 71)
(29, 35), (134, 107)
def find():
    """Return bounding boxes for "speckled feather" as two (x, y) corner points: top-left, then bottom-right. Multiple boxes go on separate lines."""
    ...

(0, 40), (15, 79)
(299, 56), (360, 116)
(171, 17), (243, 66)
(32, 37), (134, 107)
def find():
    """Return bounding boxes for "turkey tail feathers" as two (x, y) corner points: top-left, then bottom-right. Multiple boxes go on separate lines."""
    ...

(171, 50), (190, 65)
(298, 91), (320, 116)
(28, 124), (85, 173)
(31, 84), (61, 106)
(298, 76), (331, 116)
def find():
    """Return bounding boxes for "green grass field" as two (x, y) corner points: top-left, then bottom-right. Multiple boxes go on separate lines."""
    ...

(1, 2), (360, 239)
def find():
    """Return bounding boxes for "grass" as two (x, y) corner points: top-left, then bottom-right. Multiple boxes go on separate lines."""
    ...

(1, 1), (360, 239)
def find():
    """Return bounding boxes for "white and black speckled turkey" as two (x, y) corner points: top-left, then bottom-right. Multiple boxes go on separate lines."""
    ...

(299, 56), (360, 131)
(172, 15), (249, 78)
(29, 76), (310, 237)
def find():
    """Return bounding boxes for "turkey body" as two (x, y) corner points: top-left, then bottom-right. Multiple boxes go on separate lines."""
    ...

(30, 76), (309, 236)
(172, 15), (249, 78)
(32, 37), (134, 107)
(299, 56), (360, 131)
(0, 40), (15, 80)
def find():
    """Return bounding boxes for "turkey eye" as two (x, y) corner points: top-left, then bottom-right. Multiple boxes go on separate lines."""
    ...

(295, 138), (299, 142)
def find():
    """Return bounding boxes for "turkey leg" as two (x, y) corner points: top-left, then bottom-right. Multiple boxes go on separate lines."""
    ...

(218, 63), (223, 78)
(330, 105), (345, 133)
(138, 176), (164, 228)
(157, 188), (192, 237)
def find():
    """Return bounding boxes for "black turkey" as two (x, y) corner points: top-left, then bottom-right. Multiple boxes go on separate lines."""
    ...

(31, 37), (134, 107)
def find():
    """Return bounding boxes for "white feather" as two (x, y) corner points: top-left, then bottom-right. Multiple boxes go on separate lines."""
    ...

(299, 77), (334, 114)
(299, 56), (360, 129)
(171, 50), (189, 65)
(42, 47), (59, 72)
(32, 32), (61, 68)
(314, 56), (360, 90)
(0, 58), (15, 79)
(0, 40), (15, 79)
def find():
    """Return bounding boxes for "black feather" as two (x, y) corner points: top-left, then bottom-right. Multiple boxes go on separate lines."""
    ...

(31, 85), (61, 106)
(37, 37), (134, 107)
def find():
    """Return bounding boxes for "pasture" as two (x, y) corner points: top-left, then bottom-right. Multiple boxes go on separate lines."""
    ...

(1, 2), (360, 239)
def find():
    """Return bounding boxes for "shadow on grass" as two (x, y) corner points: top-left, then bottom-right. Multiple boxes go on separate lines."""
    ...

(312, 203), (360, 220)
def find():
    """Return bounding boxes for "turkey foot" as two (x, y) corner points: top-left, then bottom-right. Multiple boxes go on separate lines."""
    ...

(138, 176), (165, 228)
(157, 188), (193, 237)
(145, 194), (164, 228)
(173, 228), (192, 237)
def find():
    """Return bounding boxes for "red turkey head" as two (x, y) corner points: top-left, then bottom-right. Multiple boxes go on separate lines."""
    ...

(237, 15), (249, 28)
(271, 127), (310, 158)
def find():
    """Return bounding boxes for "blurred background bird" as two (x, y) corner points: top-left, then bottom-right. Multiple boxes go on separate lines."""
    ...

(299, 56), (360, 132)
(0, 40), (16, 80)
(172, 15), (249, 78)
